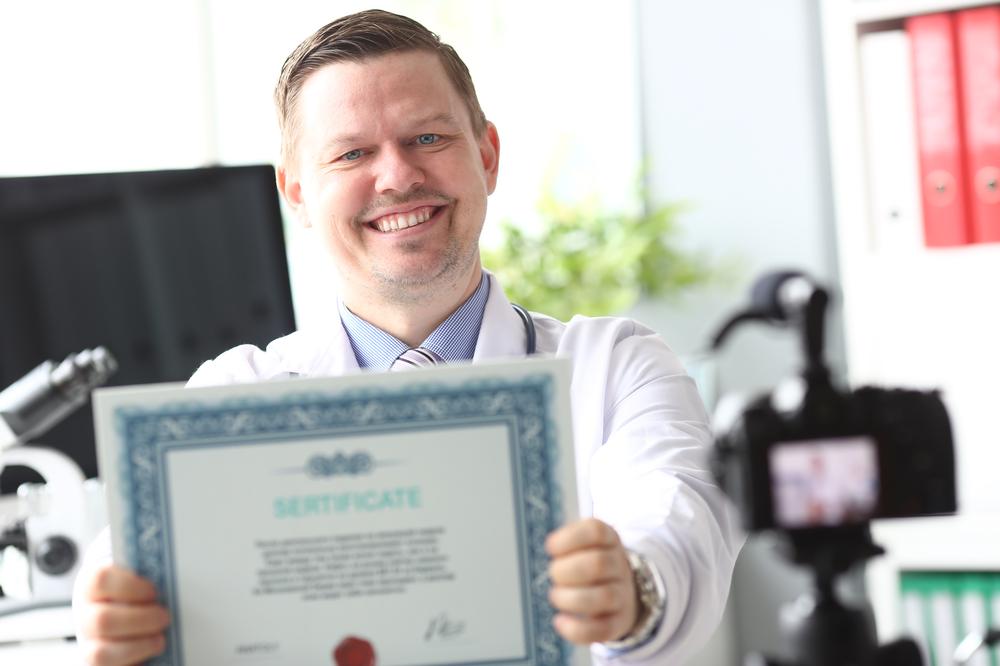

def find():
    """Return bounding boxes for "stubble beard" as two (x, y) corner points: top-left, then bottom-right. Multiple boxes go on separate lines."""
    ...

(370, 233), (479, 306)
(352, 192), (482, 306)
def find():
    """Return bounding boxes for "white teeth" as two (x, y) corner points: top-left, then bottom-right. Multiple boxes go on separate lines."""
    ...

(373, 207), (434, 233)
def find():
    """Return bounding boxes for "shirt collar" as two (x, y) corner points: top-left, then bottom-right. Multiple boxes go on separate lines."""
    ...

(338, 272), (491, 370)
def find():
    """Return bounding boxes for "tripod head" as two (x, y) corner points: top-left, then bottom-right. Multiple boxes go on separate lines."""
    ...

(750, 525), (923, 666)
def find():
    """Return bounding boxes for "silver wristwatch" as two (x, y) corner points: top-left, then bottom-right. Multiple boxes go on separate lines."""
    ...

(603, 550), (667, 651)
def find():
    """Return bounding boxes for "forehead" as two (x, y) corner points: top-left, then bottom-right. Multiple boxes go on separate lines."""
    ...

(294, 50), (471, 143)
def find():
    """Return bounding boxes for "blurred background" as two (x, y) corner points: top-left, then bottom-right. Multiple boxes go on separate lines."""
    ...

(2, 0), (998, 663)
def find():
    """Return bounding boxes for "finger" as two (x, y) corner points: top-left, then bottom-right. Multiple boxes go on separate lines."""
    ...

(553, 611), (632, 645)
(545, 518), (619, 557)
(80, 634), (166, 666)
(548, 547), (628, 586)
(85, 564), (159, 604)
(79, 602), (171, 640)
(549, 582), (628, 616)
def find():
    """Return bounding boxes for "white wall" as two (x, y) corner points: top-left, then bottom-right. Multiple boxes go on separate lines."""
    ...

(0, 0), (215, 175)
(0, 1), (643, 334)
(632, 0), (844, 386)
(634, 1), (846, 662)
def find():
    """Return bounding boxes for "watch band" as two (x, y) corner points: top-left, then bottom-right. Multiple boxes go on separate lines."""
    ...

(602, 550), (667, 651)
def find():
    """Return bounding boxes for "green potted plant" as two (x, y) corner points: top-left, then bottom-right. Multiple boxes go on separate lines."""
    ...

(482, 189), (715, 321)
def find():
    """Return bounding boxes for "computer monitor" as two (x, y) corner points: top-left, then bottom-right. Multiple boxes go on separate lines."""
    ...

(0, 164), (296, 485)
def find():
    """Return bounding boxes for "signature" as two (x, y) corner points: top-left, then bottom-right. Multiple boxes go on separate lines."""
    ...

(424, 612), (465, 641)
(235, 641), (279, 655)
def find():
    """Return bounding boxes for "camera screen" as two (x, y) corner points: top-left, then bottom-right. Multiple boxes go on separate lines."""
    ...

(769, 436), (879, 528)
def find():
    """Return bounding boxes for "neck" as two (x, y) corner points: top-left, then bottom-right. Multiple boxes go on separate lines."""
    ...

(341, 268), (483, 347)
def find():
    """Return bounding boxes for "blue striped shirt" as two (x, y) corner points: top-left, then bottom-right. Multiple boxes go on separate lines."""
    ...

(338, 273), (490, 370)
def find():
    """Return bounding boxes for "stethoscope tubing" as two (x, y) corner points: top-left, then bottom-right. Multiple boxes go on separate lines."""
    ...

(510, 303), (537, 356)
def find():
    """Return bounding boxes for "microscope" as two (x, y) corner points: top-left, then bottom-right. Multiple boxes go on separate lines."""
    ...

(0, 348), (116, 639)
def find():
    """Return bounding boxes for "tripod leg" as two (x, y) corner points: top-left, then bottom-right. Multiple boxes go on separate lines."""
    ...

(743, 653), (796, 666)
(873, 638), (925, 666)
(954, 628), (1000, 665)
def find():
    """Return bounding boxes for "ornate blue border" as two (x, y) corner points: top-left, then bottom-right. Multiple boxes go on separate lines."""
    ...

(113, 375), (568, 666)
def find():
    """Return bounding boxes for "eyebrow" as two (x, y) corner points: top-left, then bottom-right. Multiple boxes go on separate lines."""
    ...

(321, 112), (464, 153)
(407, 112), (463, 130)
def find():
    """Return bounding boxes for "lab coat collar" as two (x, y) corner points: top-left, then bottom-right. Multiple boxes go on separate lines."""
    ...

(287, 315), (362, 378)
(312, 270), (525, 375)
(474, 271), (528, 361)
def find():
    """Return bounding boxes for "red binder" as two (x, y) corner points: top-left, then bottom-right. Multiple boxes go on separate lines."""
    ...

(956, 7), (1000, 244)
(907, 12), (971, 247)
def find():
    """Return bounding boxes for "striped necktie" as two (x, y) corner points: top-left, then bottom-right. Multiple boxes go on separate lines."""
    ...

(390, 347), (444, 371)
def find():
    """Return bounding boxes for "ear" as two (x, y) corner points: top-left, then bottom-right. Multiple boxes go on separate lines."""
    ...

(276, 164), (310, 228)
(479, 121), (500, 195)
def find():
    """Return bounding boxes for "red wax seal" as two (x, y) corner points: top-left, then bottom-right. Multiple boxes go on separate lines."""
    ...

(332, 636), (376, 666)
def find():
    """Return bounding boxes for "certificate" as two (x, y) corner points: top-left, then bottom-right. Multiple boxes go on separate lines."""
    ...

(94, 358), (580, 666)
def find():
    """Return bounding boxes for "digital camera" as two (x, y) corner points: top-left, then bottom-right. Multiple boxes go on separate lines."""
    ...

(709, 270), (957, 534)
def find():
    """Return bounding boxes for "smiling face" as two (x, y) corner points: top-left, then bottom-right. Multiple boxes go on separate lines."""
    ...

(277, 50), (499, 307)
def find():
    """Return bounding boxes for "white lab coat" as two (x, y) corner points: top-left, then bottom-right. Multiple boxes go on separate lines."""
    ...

(184, 272), (744, 665)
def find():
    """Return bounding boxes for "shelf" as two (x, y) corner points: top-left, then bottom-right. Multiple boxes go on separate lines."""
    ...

(0, 604), (74, 643)
(820, 0), (1000, 645)
(867, 513), (1000, 640)
(851, 0), (997, 24)
(871, 513), (1000, 571)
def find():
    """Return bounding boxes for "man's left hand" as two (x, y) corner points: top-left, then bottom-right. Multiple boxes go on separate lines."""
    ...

(545, 518), (639, 644)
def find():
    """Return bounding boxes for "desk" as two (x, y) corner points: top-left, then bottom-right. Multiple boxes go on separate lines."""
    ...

(0, 605), (82, 664)
(0, 639), (82, 665)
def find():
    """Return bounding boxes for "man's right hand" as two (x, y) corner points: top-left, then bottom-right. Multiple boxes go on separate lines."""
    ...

(74, 563), (170, 665)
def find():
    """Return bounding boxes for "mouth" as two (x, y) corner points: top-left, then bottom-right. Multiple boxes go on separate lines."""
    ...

(366, 205), (444, 234)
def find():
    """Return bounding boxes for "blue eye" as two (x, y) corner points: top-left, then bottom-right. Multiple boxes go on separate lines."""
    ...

(417, 134), (439, 145)
(342, 149), (363, 161)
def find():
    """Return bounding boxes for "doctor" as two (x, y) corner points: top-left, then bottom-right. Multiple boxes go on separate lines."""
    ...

(73, 9), (742, 666)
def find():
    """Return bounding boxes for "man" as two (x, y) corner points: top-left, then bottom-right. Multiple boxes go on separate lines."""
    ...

(73, 10), (742, 665)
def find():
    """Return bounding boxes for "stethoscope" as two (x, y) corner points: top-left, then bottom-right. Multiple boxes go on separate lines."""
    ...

(511, 303), (537, 356)
(285, 303), (536, 378)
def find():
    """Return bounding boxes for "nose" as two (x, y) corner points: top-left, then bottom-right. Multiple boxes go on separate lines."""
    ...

(373, 145), (424, 194)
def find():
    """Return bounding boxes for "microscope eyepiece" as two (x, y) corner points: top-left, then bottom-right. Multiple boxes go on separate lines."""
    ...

(0, 347), (118, 448)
